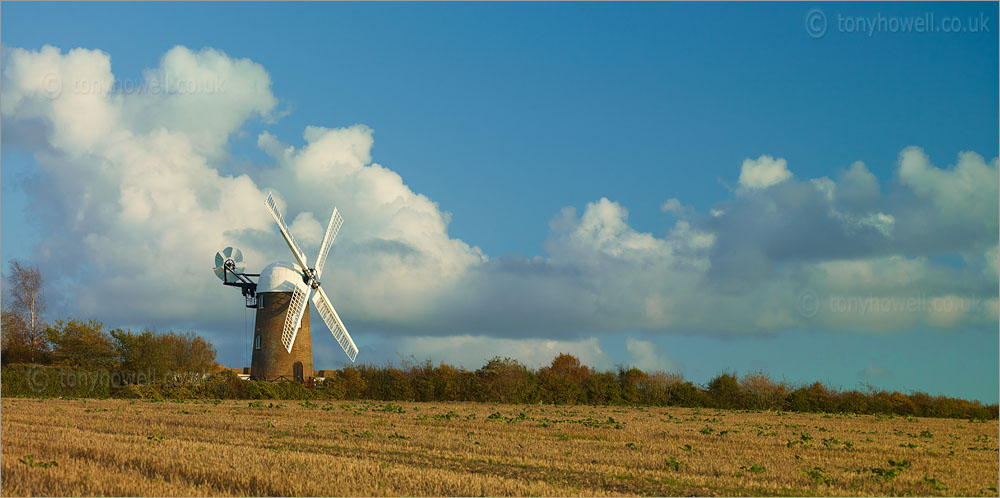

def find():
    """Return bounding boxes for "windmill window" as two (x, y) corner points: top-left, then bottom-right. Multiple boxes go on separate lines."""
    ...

(254, 335), (261, 350)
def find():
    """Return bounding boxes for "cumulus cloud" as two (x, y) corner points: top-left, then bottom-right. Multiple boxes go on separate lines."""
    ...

(1, 45), (482, 339)
(3, 44), (997, 368)
(738, 155), (792, 190)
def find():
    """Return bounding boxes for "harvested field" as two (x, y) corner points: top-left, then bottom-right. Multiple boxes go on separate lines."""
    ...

(1, 398), (997, 496)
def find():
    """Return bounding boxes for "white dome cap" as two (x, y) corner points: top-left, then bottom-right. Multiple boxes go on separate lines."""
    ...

(257, 261), (305, 293)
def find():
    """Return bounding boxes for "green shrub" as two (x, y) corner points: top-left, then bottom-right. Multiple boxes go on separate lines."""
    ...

(1, 364), (111, 398)
(585, 371), (623, 405)
(245, 380), (280, 399)
(668, 381), (705, 408)
(272, 381), (312, 400)
(706, 373), (748, 409)
(787, 382), (834, 413)
(198, 370), (247, 399)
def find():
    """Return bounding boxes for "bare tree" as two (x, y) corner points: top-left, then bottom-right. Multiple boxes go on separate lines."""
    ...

(3, 259), (48, 363)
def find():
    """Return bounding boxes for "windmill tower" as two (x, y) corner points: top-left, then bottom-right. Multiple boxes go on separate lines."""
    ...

(213, 192), (358, 381)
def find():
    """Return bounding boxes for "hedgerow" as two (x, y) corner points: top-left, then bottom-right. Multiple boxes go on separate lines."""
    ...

(3, 357), (995, 420)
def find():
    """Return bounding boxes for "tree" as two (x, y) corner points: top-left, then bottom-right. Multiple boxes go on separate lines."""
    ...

(538, 354), (590, 404)
(585, 371), (622, 405)
(1, 310), (30, 365)
(110, 328), (218, 381)
(47, 319), (118, 370)
(786, 382), (833, 413)
(429, 363), (465, 401)
(165, 331), (217, 376)
(617, 366), (647, 404)
(111, 328), (174, 380)
(739, 371), (789, 410)
(477, 356), (538, 403)
(336, 366), (367, 399)
(2, 259), (49, 363)
(637, 371), (679, 405)
(706, 372), (748, 409)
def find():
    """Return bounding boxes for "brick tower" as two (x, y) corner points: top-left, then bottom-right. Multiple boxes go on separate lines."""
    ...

(249, 261), (314, 381)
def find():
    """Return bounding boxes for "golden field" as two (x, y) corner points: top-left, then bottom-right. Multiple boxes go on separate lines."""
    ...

(1, 397), (997, 496)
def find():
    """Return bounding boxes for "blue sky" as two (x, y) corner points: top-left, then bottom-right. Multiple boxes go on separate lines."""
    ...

(2, 2), (997, 402)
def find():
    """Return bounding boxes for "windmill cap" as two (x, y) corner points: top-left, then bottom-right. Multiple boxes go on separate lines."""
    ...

(257, 261), (306, 293)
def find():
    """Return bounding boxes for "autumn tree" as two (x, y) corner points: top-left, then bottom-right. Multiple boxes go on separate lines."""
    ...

(617, 366), (647, 404)
(47, 319), (118, 370)
(476, 356), (539, 403)
(1, 310), (29, 365)
(739, 371), (789, 410)
(584, 371), (623, 405)
(538, 353), (590, 404)
(335, 365), (367, 399)
(2, 259), (49, 363)
(167, 331), (217, 376)
(111, 328), (218, 380)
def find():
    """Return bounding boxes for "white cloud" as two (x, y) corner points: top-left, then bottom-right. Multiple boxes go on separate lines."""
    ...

(625, 338), (678, 373)
(738, 155), (792, 190)
(1, 45), (482, 336)
(660, 198), (683, 214)
(895, 147), (999, 253)
(898, 147), (998, 224)
(3, 44), (997, 367)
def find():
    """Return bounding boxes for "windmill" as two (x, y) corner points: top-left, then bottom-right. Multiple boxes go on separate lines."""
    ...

(213, 192), (358, 382)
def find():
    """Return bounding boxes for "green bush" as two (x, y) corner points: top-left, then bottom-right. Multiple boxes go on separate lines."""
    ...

(786, 382), (834, 413)
(837, 390), (870, 414)
(1, 364), (111, 398)
(585, 371), (623, 405)
(314, 377), (346, 399)
(359, 365), (414, 401)
(617, 367), (646, 405)
(272, 381), (312, 400)
(706, 373), (748, 409)
(198, 370), (247, 399)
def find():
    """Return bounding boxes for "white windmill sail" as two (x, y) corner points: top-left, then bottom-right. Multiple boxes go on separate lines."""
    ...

(314, 207), (343, 280)
(264, 192), (358, 361)
(280, 281), (311, 353)
(312, 285), (358, 362)
(265, 192), (309, 271)
(265, 192), (312, 353)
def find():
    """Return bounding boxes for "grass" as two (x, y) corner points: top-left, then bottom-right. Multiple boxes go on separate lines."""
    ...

(1, 398), (998, 496)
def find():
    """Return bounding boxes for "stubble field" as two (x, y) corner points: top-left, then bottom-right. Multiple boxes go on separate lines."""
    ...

(1, 397), (997, 496)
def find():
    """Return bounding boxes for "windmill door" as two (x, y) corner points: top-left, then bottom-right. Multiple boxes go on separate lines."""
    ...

(293, 362), (304, 382)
